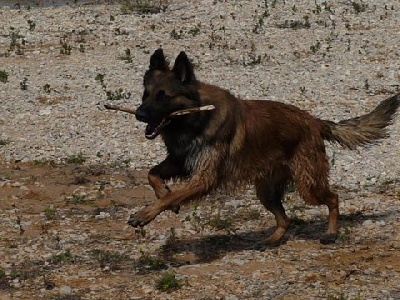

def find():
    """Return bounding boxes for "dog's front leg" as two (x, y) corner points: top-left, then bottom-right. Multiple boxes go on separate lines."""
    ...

(128, 174), (214, 227)
(148, 156), (184, 213)
(148, 156), (183, 199)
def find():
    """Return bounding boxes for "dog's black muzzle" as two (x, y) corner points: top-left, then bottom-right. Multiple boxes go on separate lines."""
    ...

(135, 107), (149, 123)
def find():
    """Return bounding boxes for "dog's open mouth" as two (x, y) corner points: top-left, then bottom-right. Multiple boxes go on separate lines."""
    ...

(145, 118), (171, 139)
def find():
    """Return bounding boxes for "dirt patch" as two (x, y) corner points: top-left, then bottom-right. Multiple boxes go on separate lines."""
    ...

(1, 160), (399, 299)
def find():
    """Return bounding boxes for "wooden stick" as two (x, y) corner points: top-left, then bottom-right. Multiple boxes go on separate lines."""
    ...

(104, 104), (136, 114)
(104, 104), (215, 117)
(169, 105), (215, 116)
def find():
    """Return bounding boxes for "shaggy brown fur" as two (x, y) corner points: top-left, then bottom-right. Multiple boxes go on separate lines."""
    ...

(128, 48), (400, 245)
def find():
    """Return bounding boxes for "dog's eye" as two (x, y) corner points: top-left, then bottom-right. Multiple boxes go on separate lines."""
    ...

(156, 90), (168, 101)
(142, 90), (149, 102)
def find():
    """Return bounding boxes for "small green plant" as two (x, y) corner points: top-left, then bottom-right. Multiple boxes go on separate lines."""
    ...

(79, 44), (85, 53)
(351, 1), (367, 14)
(364, 79), (370, 90)
(95, 73), (106, 90)
(67, 153), (86, 164)
(253, 9), (270, 34)
(44, 207), (57, 220)
(71, 194), (88, 204)
(236, 208), (261, 221)
(170, 28), (183, 40)
(155, 272), (181, 292)
(0, 139), (10, 146)
(119, 48), (133, 63)
(277, 16), (311, 30)
(91, 249), (129, 270)
(338, 226), (352, 242)
(20, 77), (28, 90)
(243, 53), (265, 66)
(188, 23), (201, 37)
(43, 83), (51, 94)
(310, 40), (321, 53)
(8, 28), (24, 55)
(9, 270), (20, 280)
(0, 70), (8, 83)
(135, 251), (167, 273)
(208, 214), (233, 232)
(33, 159), (47, 165)
(120, 0), (168, 15)
(51, 250), (73, 263)
(27, 19), (36, 31)
(106, 88), (131, 100)
(114, 27), (129, 35)
(60, 39), (72, 55)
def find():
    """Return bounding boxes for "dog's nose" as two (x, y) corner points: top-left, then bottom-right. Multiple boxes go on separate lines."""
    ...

(135, 108), (149, 123)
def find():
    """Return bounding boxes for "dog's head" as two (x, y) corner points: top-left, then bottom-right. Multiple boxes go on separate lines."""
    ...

(135, 49), (202, 139)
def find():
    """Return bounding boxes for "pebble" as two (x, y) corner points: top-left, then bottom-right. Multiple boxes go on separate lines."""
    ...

(59, 285), (72, 295)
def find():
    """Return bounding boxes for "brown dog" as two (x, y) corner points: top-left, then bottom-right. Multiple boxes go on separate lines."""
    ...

(128, 48), (399, 245)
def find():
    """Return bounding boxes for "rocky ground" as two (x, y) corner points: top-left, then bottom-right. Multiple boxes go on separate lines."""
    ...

(0, 0), (399, 299)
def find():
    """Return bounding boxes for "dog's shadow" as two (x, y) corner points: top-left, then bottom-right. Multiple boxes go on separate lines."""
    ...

(159, 211), (394, 266)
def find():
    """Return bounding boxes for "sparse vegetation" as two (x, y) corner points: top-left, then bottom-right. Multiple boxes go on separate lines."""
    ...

(236, 208), (261, 221)
(43, 83), (51, 94)
(20, 77), (28, 90)
(70, 194), (89, 204)
(119, 48), (133, 63)
(67, 153), (86, 164)
(135, 251), (167, 273)
(44, 207), (57, 220)
(27, 19), (36, 31)
(79, 44), (85, 53)
(106, 88), (131, 100)
(155, 272), (181, 292)
(170, 28), (183, 40)
(0, 70), (8, 83)
(0, 138), (10, 146)
(351, 1), (367, 14)
(95, 73), (106, 90)
(60, 39), (72, 55)
(253, 8), (270, 34)
(7, 27), (24, 55)
(310, 40), (321, 53)
(208, 214), (234, 232)
(51, 250), (74, 264)
(188, 23), (202, 37)
(90, 249), (129, 270)
(120, 0), (168, 15)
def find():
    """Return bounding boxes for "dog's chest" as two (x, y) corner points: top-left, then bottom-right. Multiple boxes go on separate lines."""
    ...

(167, 136), (206, 172)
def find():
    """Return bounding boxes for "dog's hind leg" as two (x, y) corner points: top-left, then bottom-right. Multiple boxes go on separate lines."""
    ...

(291, 141), (340, 244)
(255, 169), (291, 246)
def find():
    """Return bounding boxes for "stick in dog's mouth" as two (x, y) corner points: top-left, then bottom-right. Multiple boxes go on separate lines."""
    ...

(103, 104), (215, 117)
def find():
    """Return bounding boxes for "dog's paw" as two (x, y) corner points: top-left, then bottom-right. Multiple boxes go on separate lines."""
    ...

(170, 205), (180, 214)
(127, 206), (159, 227)
(320, 234), (337, 245)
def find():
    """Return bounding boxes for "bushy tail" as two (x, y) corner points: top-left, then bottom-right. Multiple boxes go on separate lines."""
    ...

(323, 93), (400, 149)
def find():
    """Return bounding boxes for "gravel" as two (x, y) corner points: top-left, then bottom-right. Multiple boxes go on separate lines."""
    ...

(0, 1), (399, 299)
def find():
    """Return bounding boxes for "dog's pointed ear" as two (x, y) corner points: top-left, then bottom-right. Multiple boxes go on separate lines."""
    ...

(149, 48), (168, 71)
(172, 51), (195, 83)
